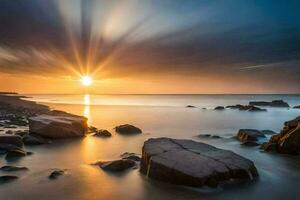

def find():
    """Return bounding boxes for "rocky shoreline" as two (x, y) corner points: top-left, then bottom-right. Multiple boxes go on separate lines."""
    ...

(0, 93), (299, 189)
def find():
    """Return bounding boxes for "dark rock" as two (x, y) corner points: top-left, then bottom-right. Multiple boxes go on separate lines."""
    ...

(140, 138), (258, 187)
(23, 134), (48, 145)
(249, 100), (289, 107)
(49, 170), (65, 179)
(0, 175), (18, 184)
(214, 106), (225, 110)
(260, 142), (277, 152)
(242, 141), (260, 146)
(93, 129), (112, 137)
(29, 110), (88, 138)
(0, 135), (23, 147)
(0, 165), (28, 171)
(5, 130), (13, 134)
(115, 124), (142, 135)
(262, 116), (300, 154)
(261, 130), (277, 135)
(197, 134), (221, 139)
(14, 130), (29, 137)
(120, 152), (141, 162)
(5, 149), (27, 159)
(198, 134), (211, 138)
(226, 104), (267, 111)
(248, 106), (267, 112)
(93, 159), (136, 172)
(186, 105), (196, 108)
(293, 105), (300, 109)
(236, 129), (265, 143)
(0, 143), (23, 152)
(88, 126), (98, 133)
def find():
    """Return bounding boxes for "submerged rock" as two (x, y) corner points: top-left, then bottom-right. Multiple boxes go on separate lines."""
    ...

(93, 129), (112, 137)
(5, 149), (27, 159)
(186, 105), (196, 108)
(214, 106), (225, 110)
(120, 152), (141, 162)
(115, 124), (142, 135)
(49, 170), (65, 179)
(0, 165), (28, 171)
(236, 129), (265, 143)
(0, 135), (23, 147)
(141, 138), (258, 187)
(0, 175), (18, 184)
(22, 134), (48, 145)
(93, 159), (136, 172)
(249, 100), (289, 107)
(29, 110), (88, 139)
(261, 116), (300, 154)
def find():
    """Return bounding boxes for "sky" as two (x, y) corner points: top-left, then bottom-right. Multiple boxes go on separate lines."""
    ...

(0, 0), (299, 94)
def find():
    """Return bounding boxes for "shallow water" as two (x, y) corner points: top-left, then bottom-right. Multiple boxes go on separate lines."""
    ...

(1, 94), (300, 200)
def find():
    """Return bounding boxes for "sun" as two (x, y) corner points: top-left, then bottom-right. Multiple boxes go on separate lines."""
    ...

(81, 76), (92, 86)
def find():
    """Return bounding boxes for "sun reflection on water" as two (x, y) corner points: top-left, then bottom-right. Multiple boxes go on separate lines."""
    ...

(83, 94), (91, 123)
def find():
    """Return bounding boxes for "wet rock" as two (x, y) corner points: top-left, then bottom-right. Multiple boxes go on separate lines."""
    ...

(242, 141), (260, 146)
(293, 105), (300, 109)
(93, 129), (112, 137)
(14, 130), (29, 137)
(197, 134), (221, 139)
(262, 116), (300, 154)
(120, 152), (141, 162)
(115, 124), (142, 135)
(260, 142), (277, 152)
(22, 134), (48, 145)
(186, 105), (196, 108)
(226, 104), (267, 112)
(0, 175), (18, 184)
(49, 170), (65, 179)
(93, 159), (136, 172)
(236, 129), (265, 143)
(141, 138), (258, 187)
(0, 165), (28, 171)
(0, 135), (23, 147)
(5, 130), (13, 134)
(261, 130), (277, 135)
(249, 100), (289, 107)
(214, 106), (225, 110)
(88, 126), (98, 133)
(5, 149), (27, 159)
(29, 110), (88, 139)
(248, 106), (267, 112)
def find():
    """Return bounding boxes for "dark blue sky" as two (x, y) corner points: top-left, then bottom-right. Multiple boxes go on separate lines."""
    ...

(0, 0), (299, 93)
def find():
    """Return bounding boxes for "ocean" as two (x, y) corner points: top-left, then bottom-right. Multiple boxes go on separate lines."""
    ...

(1, 94), (300, 200)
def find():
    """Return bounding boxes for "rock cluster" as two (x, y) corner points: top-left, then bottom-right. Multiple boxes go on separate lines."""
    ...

(226, 104), (267, 112)
(140, 138), (258, 187)
(261, 116), (300, 154)
(249, 100), (289, 107)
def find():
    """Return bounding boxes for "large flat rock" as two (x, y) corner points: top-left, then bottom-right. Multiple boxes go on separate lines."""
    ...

(141, 138), (258, 187)
(29, 110), (88, 139)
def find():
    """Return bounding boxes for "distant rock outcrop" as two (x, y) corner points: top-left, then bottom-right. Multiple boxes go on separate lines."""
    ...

(29, 110), (88, 139)
(261, 116), (300, 154)
(226, 104), (267, 112)
(214, 106), (225, 110)
(140, 138), (258, 187)
(249, 100), (289, 107)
